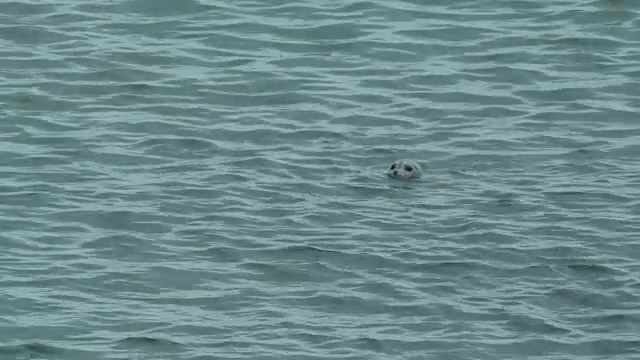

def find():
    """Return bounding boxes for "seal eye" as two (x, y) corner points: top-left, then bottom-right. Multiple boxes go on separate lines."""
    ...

(404, 165), (413, 172)
(390, 164), (396, 170)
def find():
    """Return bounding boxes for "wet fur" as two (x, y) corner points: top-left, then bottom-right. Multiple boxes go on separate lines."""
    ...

(387, 160), (421, 180)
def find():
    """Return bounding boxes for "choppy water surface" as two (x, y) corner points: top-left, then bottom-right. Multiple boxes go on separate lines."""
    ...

(1, 0), (639, 359)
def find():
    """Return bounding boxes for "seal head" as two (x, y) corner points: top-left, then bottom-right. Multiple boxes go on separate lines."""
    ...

(387, 160), (421, 180)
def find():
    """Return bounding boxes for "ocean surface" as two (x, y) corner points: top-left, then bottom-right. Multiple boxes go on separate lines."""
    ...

(1, 0), (639, 359)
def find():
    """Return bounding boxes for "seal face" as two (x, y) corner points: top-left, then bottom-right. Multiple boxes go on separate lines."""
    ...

(387, 160), (421, 180)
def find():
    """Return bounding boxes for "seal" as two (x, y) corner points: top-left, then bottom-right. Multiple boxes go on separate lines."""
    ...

(387, 160), (421, 180)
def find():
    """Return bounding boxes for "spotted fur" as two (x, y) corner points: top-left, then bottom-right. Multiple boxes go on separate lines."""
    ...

(387, 160), (422, 180)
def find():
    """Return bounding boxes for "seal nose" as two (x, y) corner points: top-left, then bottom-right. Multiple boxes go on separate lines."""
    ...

(393, 170), (398, 176)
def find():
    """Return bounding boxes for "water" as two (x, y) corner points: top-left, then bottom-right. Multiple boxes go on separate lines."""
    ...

(1, 0), (639, 359)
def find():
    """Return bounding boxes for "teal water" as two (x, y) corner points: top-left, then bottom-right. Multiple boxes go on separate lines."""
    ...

(1, 0), (639, 359)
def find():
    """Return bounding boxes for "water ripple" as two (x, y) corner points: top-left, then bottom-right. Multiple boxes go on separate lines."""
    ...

(1, 0), (639, 359)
